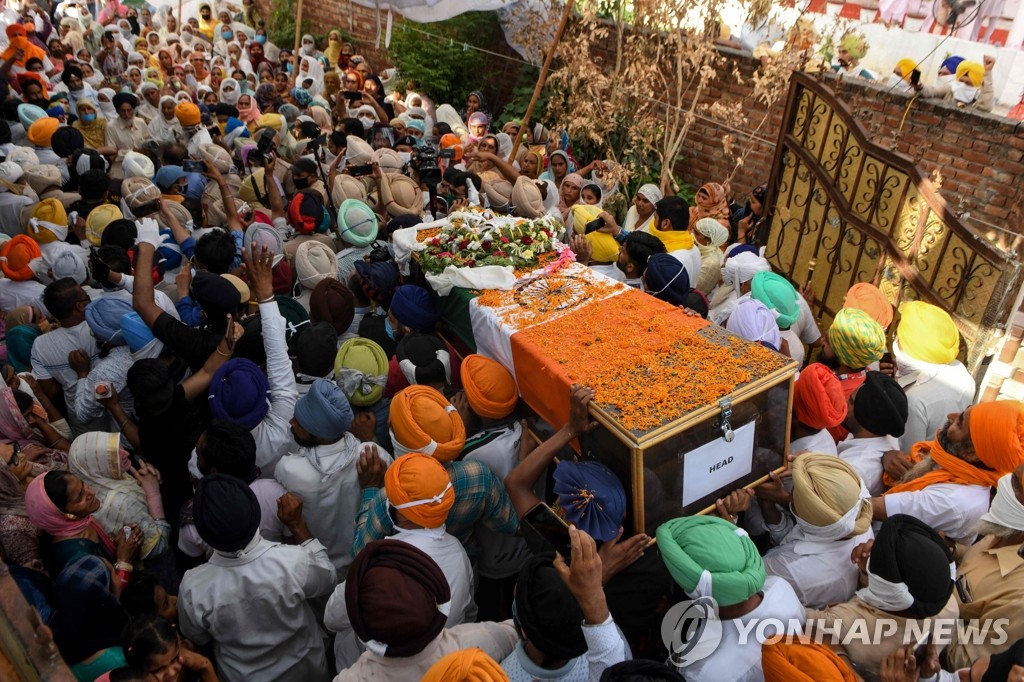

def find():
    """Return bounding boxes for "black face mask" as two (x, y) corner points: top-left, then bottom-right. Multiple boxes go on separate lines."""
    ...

(293, 176), (310, 190)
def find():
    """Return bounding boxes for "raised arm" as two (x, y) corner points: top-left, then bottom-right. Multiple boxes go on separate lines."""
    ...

(131, 222), (166, 327)
(180, 315), (244, 401)
(262, 155), (286, 220)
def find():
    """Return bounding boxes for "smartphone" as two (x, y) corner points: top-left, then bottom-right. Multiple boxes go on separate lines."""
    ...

(520, 502), (572, 562)
(910, 69), (922, 86)
(183, 159), (206, 173)
(343, 90), (363, 103)
(584, 217), (604, 234)
(348, 163), (374, 177)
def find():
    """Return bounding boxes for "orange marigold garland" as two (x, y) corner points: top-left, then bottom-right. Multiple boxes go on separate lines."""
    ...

(519, 288), (789, 432)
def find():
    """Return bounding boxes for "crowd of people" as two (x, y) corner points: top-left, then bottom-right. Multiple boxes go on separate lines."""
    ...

(0, 1), (1020, 681)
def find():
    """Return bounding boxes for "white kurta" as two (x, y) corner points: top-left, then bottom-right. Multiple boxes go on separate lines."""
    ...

(252, 300), (298, 474)
(763, 527), (874, 609)
(898, 362), (976, 452)
(178, 536), (337, 682)
(837, 434), (900, 496)
(884, 482), (991, 543)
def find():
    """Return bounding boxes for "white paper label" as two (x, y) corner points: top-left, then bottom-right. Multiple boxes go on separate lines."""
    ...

(682, 421), (756, 507)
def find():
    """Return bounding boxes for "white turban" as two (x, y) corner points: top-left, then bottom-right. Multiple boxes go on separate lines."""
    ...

(123, 151), (155, 180)
(726, 297), (780, 350)
(722, 252), (771, 296)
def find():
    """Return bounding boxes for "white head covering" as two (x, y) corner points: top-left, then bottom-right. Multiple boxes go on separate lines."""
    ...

(726, 298), (781, 350)
(981, 474), (1024, 532)
(123, 151), (156, 180)
(296, 56), (324, 97)
(97, 88), (118, 121)
(721, 252), (771, 296)
(695, 217), (729, 247)
(219, 78), (241, 106)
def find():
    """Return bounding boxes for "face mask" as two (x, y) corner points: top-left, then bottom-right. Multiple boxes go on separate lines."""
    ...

(183, 33), (194, 45)
(301, 43), (313, 54)
(86, 74), (103, 87)
(81, 113), (97, 122)
(255, 35), (266, 44)
(951, 82), (979, 104)
(937, 74), (955, 85)
(358, 117), (374, 130)
(384, 317), (396, 340)
(222, 31), (232, 40)
(397, 151), (411, 165)
(293, 176), (310, 189)
(69, 87), (84, 96)
(172, 183), (188, 195)
(188, 448), (203, 480)
(285, 62), (293, 73)
(887, 74), (913, 94)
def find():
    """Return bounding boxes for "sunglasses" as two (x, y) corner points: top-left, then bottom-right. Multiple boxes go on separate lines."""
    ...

(5, 443), (20, 468)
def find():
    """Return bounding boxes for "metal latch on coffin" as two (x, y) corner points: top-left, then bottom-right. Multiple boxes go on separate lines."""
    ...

(718, 398), (734, 442)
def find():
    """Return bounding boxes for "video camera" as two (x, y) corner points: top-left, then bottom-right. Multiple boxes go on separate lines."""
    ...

(410, 143), (455, 187)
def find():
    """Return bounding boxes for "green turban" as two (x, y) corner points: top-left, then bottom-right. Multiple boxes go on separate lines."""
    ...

(827, 307), (886, 370)
(656, 515), (765, 607)
(751, 272), (800, 329)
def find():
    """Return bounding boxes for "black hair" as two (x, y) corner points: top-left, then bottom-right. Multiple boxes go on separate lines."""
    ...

(444, 170), (482, 193)
(25, 57), (43, 71)
(79, 169), (110, 201)
(348, 272), (370, 307)
(623, 231), (667, 275)
(342, 118), (364, 138)
(109, 668), (147, 682)
(3, 97), (20, 122)
(654, 196), (690, 232)
(42, 278), (84, 322)
(199, 420), (258, 480)
(11, 388), (34, 415)
(103, 31), (117, 42)
(119, 574), (163, 618)
(195, 230), (236, 274)
(42, 470), (72, 512)
(328, 130), (347, 149)
(121, 614), (177, 673)
(436, 122), (452, 137)
(101, 220), (138, 250)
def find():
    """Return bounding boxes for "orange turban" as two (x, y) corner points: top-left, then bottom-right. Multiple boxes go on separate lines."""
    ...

(461, 355), (518, 420)
(793, 363), (847, 430)
(969, 400), (1024, 476)
(389, 385), (466, 461)
(27, 117), (59, 147)
(422, 648), (509, 682)
(762, 639), (856, 682)
(843, 283), (893, 330)
(0, 235), (42, 281)
(384, 453), (455, 529)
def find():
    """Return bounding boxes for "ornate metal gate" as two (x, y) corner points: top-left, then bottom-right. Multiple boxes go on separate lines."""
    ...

(763, 72), (1022, 377)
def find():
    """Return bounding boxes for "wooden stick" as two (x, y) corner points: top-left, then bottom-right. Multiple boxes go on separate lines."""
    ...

(292, 0), (305, 84)
(506, 0), (577, 162)
(177, 1), (182, 32)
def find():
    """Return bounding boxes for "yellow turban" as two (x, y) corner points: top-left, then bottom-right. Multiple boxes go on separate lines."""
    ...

(85, 204), (123, 246)
(955, 61), (984, 87)
(827, 307), (886, 369)
(896, 301), (959, 365)
(384, 453), (455, 529)
(895, 58), (917, 78)
(27, 199), (68, 243)
(422, 648), (509, 682)
(257, 113), (284, 132)
(27, 117), (59, 147)
(389, 385), (466, 461)
(461, 354), (517, 420)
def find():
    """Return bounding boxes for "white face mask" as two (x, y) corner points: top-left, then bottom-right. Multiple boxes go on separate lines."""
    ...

(937, 73), (955, 85)
(300, 42), (313, 55)
(183, 32), (194, 45)
(358, 116), (374, 130)
(981, 474), (1024, 531)
(887, 74), (913, 94)
(188, 448), (203, 480)
(951, 81), (979, 104)
(85, 74), (103, 87)
(397, 151), (411, 164)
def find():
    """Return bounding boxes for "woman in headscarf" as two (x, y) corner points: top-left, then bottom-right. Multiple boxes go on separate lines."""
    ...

(592, 162), (628, 225)
(689, 181), (731, 230)
(220, 77), (242, 106)
(0, 387), (70, 457)
(125, 65), (143, 90)
(6, 326), (43, 374)
(622, 183), (663, 233)
(73, 100), (107, 150)
(518, 148), (545, 180)
(557, 172), (584, 223)
(290, 86), (313, 110)
(309, 105), (331, 133)
(296, 55), (324, 97)
(0, 439), (55, 574)
(731, 183), (768, 245)
(147, 95), (183, 146)
(693, 217), (730, 295)
(363, 74), (394, 121)
(461, 89), (492, 127)
(540, 149), (572, 187)
(237, 92), (262, 132)
(324, 29), (343, 67)
(136, 82), (160, 122)
(68, 432), (170, 560)
(96, 88), (118, 122)
(254, 82), (278, 113)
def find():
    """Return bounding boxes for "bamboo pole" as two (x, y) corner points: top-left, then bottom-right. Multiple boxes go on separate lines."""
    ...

(292, 0), (305, 84)
(177, 0), (182, 34)
(507, 0), (577, 162)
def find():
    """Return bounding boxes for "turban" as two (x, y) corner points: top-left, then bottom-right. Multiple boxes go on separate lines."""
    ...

(27, 199), (68, 243)
(645, 253), (693, 307)
(382, 174), (423, 217)
(791, 454), (872, 540)
(346, 540), (451, 657)
(601, 661), (685, 680)
(855, 514), (953, 618)
(122, 151), (155, 180)
(221, 275), (250, 306)
(750, 272), (799, 329)
(197, 144), (233, 174)
(390, 285), (438, 332)
(50, 126), (83, 159)
(940, 56), (965, 74)
(346, 135), (374, 165)
(112, 92), (138, 110)
(514, 555), (587, 660)
(287, 191), (330, 235)
(552, 460), (626, 543)
(374, 148), (404, 175)
(209, 358), (271, 430)
(17, 104), (47, 130)
(256, 113), (284, 132)
(844, 283), (892, 329)
(827, 308), (885, 369)
(354, 260), (399, 308)
(956, 60), (984, 87)
(294, 378), (352, 441)
(23, 164), (61, 194)
(389, 385), (466, 461)
(422, 649), (509, 682)
(980, 638), (1024, 682)
(853, 371), (907, 437)
(656, 515), (766, 607)
(332, 174), (369, 205)
(6, 147), (37, 167)
(762, 639), (857, 682)
(275, 295), (310, 344)
(337, 199), (378, 247)
(694, 217), (729, 247)
(727, 298), (781, 351)
(123, 177), (161, 213)
(294, 240), (338, 291)
(190, 271), (242, 315)
(895, 58), (917, 78)
(1, 235), (42, 281)
(968, 400), (1024, 477)
(981, 472), (1024, 532)
(292, 322), (338, 378)
(193, 474), (262, 553)
(0, 160), (22, 188)
(309, 279), (355, 336)
(385, 453), (455, 528)
(335, 338), (388, 407)
(120, 312), (156, 353)
(793, 363), (847, 430)
(85, 297), (133, 346)
(896, 301), (958, 365)
(6, 324), (42, 372)
(242, 223), (284, 268)
(461, 354), (517, 420)
(396, 334), (451, 387)
(839, 31), (868, 61)
(722, 252), (771, 296)
(175, 101), (201, 126)
(27, 118), (59, 147)
(511, 176), (545, 219)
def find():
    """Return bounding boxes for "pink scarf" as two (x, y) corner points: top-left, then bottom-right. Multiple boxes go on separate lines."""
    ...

(25, 472), (116, 556)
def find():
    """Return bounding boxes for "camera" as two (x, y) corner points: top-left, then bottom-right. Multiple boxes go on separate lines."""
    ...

(410, 144), (443, 186)
(250, 131), (276, 166)
(367, 240), (392, 263)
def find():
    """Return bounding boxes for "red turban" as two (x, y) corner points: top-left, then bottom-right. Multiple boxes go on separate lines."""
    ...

(793, 363), (847, 430)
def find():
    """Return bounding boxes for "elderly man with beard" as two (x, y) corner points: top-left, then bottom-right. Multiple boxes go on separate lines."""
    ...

(941, 462), (1024, 671)
(871, 400), (1024, 543)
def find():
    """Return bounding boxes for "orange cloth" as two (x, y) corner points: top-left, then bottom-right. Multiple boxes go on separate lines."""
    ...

(389, 385), (466, 461)
(1, 25), (47, 69)
(762, 639), (856, 682)
(689, 182), (731, 229)
(793, 363), (847, 430)
(422, 648), (510, 682)
(384, 453), (454, 528)
(887, 400), (1024, 493)
(843, 283), (893, 329)
(16, 72), (48, 101)
(0, 235), (42, 281)
(461, 354), (518, 420)
(27, 118), (59, 147)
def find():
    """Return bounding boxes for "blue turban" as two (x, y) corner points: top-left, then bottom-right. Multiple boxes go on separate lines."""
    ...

(17, 104), (47, 129)
(159, 229), (183, 269)
(293, 378), (352, 441)
(120, 312), (156, 353)
(552, 460), (626, 542)
(727, 244), (759, 258)
(153, 165), (185, 192)
(389, 285), (438, 332)
(209, 358), (271, 430)
(46, 105), (65, 118)
(6, 324), (41, 372)
(353, 260), (399, 308)
(940, 55), (965, 74)
(85, 297), (133, 346)
(290, 88), (312, 107)
(645, 253), (691, 307)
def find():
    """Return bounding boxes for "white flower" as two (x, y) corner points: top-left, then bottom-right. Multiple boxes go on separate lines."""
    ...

(523, 249), (535, 260)
(469, 240), (482, 251)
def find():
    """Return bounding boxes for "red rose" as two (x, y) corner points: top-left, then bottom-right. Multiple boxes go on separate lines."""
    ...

(500, 236), (510, 244)
(458, 240), (470, 250)
(522, 236), (534, 245)
(482, 240), (492, 250)
(466, 259), (476, 267)
(430, 238), (441, 246)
